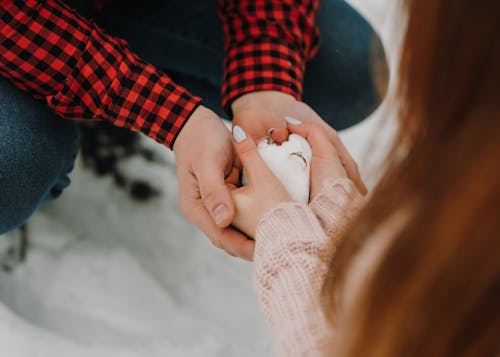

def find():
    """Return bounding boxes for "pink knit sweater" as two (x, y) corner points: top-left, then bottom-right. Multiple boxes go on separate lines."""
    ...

(253, 178), (364, 356)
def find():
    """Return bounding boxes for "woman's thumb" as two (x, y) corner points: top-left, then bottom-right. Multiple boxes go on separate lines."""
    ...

(232, 125), (269, 185)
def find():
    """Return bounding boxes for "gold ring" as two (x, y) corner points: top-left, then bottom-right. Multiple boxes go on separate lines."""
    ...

(289, 152), (308, 167)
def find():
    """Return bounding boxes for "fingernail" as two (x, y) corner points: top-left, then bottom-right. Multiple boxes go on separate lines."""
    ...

(212, 204), (229, 225)
(284, 116), (302, 125)
(233, 125), (247, 143)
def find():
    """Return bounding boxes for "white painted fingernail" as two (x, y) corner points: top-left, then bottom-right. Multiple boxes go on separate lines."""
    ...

(284, 116), (302, 125)
(233, 125), (247, 143)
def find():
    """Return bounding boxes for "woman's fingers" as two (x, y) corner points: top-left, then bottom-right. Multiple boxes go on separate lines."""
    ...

(286, 117), (368, 195)
(286, 120), (341, 161)
(285, 120), (347, 198)
(231, 125), (291, 238)
(232, 125), (274, 185)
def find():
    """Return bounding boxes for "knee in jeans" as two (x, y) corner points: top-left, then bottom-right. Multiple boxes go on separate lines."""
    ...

(0, 81), (79, 234)
(0, 139), (64, 234)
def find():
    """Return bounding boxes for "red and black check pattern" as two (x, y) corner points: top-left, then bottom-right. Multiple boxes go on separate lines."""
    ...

(0, 0), (201, 148)
(1, 0), (319, 146)
(218, 0), (320, 115)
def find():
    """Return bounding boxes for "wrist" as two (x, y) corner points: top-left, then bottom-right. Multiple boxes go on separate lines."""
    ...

(231, 91), (296, 115)
(173, 105), (212, 154)
(309, 178), (363, 236)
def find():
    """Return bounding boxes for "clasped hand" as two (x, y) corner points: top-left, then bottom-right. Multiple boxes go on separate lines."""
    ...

(173, 91), (366, 261)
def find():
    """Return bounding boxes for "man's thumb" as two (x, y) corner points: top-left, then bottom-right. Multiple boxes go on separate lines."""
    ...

(197, 165), (235, 227)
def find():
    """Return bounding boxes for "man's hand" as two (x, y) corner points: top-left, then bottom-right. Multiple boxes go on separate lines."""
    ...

(173, 106), (254, 260)
(231, 91), (368, 195)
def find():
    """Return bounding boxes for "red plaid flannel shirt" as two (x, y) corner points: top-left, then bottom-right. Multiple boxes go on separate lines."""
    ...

(1, 0), (319, 148)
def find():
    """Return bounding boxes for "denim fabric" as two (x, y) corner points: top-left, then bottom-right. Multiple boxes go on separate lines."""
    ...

(95, 0), (385, 129)
(0, 78), (80, 234)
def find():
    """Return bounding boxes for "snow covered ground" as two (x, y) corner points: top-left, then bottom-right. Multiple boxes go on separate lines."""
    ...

(0, 0), (401, 355)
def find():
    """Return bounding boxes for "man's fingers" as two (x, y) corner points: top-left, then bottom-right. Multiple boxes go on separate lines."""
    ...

(196, 162), (236, 228)
(225, 165), (241, 187)
(232, 125), (273, 185)
(211, 227), (255, 261)
(178, 172), (254, 260)
(220, 228), (255, 261)
(194, 203), (255, 260)
(269, 127), (289, 144)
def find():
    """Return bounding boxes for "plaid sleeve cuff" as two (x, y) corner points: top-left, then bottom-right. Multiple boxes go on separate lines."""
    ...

(218, 0), (320, 117)
(49, 26), (202, 148)
(221, 39), (305, 116)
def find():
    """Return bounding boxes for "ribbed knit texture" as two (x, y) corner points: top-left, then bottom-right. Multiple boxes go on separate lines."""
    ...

(253, 178), (363, 356)
(310, 178), (364, 238)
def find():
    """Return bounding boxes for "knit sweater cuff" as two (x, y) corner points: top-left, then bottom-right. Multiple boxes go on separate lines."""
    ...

(253, 203), (332, 355)
(309, 178), (364, 238)
(255, 202), (329, 264)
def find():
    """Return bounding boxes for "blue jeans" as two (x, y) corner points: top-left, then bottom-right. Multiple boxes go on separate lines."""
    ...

(0, 0), (384, 233)
(0, 78), (80, 234)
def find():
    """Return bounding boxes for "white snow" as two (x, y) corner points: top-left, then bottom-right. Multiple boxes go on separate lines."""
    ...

(0, 0), (400, 355)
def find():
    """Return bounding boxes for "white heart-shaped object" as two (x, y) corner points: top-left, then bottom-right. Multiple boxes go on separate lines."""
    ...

(242, 134), (312, 204)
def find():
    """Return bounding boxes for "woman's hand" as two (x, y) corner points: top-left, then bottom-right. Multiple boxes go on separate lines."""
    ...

(232, 91), (367, 195)
(230, 126), (292, 239)
(284, 118), (357, 200)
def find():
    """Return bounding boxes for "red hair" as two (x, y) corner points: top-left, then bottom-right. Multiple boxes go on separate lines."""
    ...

(322, 1), (500, 355)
